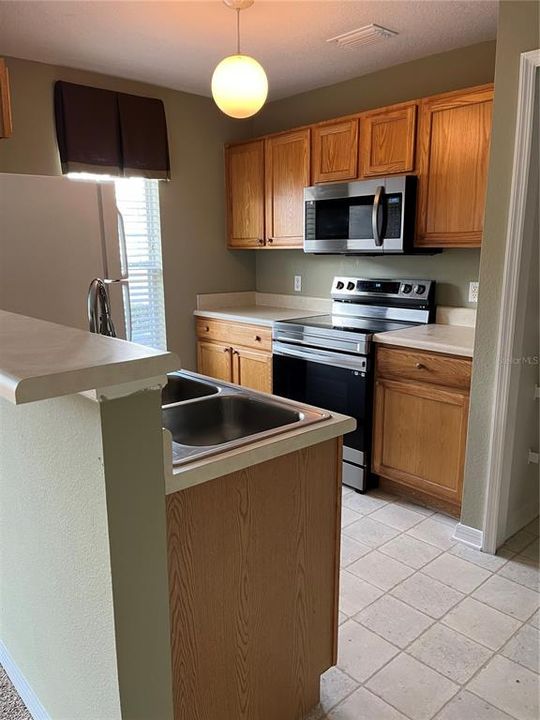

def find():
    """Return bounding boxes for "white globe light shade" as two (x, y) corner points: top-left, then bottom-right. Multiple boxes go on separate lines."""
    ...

(211, 54), (268, 119)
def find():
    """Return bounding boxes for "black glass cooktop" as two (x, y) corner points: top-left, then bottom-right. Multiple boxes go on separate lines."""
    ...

(284, 314), (417, 335)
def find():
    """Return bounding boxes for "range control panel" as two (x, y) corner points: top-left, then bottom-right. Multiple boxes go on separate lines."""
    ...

(331, 277), (434, 302)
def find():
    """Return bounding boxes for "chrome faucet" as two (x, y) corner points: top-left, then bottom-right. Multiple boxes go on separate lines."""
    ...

(87, 278), (117, 337)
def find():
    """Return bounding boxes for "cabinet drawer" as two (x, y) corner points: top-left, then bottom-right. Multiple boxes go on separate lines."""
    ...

(376, 346), (471, 390)
(196, 317), (272, 352)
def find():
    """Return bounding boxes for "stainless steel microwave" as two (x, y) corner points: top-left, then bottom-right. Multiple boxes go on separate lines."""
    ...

(304, 175), (417, 255)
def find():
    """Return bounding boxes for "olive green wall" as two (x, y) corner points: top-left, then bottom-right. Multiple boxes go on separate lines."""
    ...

(252, 40), (496, 134)
(100, 389), (174, 720)
(0, 56), (255, 369)
(462, 0), (540, 532)
(251, 40), (496, 307)
(0, 394), (122, 718)
(0, 387), (175, 718)
(255, 250), (480, 308)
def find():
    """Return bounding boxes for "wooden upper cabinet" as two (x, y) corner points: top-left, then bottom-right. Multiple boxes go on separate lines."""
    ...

(415, 84), (493, 247)
(311, 119), (358, 183)
(0, 59), (13, 139)
(224, 83), (493, 251)
(225, 140), (265, 248)
(359, 102), (417, 177)
(265, 129), (310, 248)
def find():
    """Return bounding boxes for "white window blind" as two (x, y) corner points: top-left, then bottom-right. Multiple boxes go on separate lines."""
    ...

(114, 178), (167, 350)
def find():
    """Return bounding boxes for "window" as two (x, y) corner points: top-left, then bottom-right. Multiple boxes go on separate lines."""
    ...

(114, 178), (167, 350)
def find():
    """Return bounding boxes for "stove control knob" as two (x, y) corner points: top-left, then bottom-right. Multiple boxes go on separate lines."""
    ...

(401, 283), (413, 294)
(415, 284), (426, 295)
(346, 281), (355, 291)
(336, 281), (345, 290)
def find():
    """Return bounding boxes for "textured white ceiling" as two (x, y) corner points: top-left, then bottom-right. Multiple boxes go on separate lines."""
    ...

(0, 1), (498, 100)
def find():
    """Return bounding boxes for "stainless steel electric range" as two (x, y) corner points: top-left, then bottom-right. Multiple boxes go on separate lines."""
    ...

(272, 277), (436, 492)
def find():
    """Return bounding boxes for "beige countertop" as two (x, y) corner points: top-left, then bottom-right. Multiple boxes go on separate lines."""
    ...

(0, 310), (180, 404)
(373, 323), (475, 357)
(194, 291), (330, 327)
(195, 294), (476, 357)
(194, 305), (324, 326)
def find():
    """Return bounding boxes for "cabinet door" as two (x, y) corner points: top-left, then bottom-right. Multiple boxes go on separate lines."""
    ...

(226, 140), (265, 248)
(311, 119), (358, 183)
(416, 84), (493, 247)
(359, 102), (416, 177)
(197, 340), (233, 383)
(0, 59), (13, 138)
(233, 347), (272, 393)
(372, 377), (469, 510)
(265, 129), (310, 248)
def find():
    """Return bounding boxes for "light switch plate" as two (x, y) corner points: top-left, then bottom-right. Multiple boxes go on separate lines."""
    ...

(469, 282), (479, 303)
(294, 275), (302, 292)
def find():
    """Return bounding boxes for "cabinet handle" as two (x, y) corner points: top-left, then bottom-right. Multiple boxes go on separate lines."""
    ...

(257, 238), (265, 245)
(204, 325), (210, 332)
(267, 237), (274, 244)
(233, 350), (239, 355)
(416, 362), (426, 370)
(254, 335), (261, 342)
(223, 347), (230, 353)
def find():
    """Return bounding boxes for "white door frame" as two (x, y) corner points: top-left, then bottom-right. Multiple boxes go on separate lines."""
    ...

(482, 49), (540, 554)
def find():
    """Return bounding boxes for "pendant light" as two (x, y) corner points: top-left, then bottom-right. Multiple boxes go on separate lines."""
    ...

(211, 0), (268, 119)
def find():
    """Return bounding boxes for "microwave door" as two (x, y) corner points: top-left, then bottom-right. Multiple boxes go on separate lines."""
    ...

(306, 193), (377, 254)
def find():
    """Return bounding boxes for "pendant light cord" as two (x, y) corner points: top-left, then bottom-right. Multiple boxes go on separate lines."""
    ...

(236, 8), (241, 54)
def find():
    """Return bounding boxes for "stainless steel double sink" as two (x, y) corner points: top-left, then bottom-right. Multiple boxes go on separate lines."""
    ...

(162, 371), (330, 466)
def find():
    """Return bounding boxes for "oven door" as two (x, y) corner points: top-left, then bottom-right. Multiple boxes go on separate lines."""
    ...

(272, 342), (371, 468)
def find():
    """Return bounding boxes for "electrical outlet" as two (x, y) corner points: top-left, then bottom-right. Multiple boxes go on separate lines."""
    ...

(469, 282), (479, 303)
(294, 275), (302, 292)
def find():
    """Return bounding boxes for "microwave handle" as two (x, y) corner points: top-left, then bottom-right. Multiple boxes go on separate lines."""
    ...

(372, 185), (384, 247)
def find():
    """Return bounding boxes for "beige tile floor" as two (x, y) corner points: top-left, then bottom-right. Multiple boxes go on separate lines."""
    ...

(307, 488), (540, 720)
(1, 490), (538, 720)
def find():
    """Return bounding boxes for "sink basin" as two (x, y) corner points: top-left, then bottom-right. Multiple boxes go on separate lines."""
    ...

(162, 394), (301, 447)
(162, 374), (219, 406)
(161, 370), (330, 467)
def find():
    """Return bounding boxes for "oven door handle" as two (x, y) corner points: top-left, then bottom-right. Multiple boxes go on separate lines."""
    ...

(273, 341), (367, 372)
(273, 333), (358, 349)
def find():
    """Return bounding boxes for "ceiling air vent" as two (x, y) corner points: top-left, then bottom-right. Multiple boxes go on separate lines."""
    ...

(327, 23), (398, 49)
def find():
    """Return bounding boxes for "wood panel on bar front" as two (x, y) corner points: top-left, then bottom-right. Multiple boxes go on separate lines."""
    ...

(166, 438), (342, 720)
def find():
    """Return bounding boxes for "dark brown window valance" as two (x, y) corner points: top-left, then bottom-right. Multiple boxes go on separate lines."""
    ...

(54, 81), (170, 180)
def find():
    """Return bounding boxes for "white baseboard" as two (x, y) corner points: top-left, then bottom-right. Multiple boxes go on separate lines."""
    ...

(453, 523), (484, 550)
(0, 639), (50, 720)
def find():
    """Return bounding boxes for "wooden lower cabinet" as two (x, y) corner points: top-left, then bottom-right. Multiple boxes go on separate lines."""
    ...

(372, 346), (471, 514)
(196, 339), (234, 384)
(166, 438), (342, 720)
(196, 317), (273, 394)
(234, 346), (272, 392)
